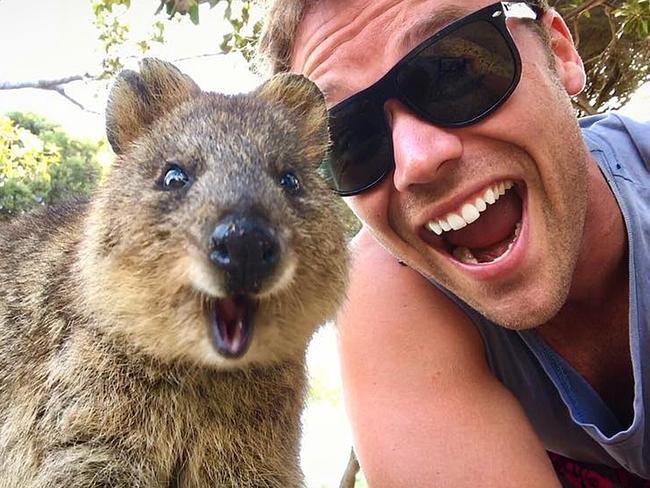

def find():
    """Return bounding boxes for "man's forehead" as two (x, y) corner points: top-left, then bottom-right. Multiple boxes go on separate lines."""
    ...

(398, 5), (473, 53)
(294, 0), (483, 103)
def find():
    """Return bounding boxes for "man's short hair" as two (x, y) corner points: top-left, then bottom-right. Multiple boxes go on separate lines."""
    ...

(259, 0), (550, 74)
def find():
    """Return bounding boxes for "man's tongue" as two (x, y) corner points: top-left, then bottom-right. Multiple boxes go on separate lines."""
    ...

(446, 190), (522, 263)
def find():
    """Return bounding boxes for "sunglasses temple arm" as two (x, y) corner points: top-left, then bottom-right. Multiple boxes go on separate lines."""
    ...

(501, 2), (543, 20)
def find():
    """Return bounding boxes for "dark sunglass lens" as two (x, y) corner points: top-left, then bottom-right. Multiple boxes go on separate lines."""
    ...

(325, 99), (392, 194)
(397, 20), (517, 125)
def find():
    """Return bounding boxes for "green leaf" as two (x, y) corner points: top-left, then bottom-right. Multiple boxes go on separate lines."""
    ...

(219, 39), (232, 53)
(0, 113), (103, 219)
(137, 40), (150, 53)
(242, 3), (250, 23)
(189, 3), (199, 24)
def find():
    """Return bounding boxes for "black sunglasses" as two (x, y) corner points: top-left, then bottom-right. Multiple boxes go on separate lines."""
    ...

(322, 2), (544, 196)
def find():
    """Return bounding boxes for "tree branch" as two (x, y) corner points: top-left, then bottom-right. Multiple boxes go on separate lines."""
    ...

(0, 74), (100, 115)
(562, 0), (609, 22)
(171, 51), (227, 63)
(0, 49), (230, 116)
(52, 87), (100, 115)
(0, 75), (90, 91)
(339, 448), (360, 488)
(573, 94), (599, 115)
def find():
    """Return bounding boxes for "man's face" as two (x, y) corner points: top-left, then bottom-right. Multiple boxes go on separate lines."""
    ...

(291, 0), (590, 329)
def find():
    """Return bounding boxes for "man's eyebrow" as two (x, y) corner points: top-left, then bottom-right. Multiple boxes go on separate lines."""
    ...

(398, 6), (471, 53)
(319, 6), (473, 107)
(318, 82), (349, 107)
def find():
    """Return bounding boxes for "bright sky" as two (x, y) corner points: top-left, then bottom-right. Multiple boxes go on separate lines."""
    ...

(0, 0), (648, 140)
(0, 0), (263, 139)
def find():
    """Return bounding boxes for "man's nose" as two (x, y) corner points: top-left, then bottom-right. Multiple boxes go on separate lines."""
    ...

(386, 100), (463, 192)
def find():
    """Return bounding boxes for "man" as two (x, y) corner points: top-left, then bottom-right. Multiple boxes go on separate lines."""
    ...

(261, 1), (650, 486)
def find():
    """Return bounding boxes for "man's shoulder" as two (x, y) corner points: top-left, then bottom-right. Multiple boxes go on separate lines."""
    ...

(346, 228), (480, 338)
(580, 112), (650, 175)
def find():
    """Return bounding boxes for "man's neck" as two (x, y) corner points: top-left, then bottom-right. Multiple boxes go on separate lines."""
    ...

(537, 156), (632, 424)
(568, 158), (628, 305)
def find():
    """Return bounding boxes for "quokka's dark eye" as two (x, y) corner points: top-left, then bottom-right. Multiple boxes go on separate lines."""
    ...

(162, 164), (190, 190)
(279, 171), (301, 193)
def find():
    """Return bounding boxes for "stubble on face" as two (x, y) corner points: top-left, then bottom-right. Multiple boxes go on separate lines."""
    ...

(292, 0), (592, 331)
(403, 71), (589, 331)
(488, 62), (590, 330)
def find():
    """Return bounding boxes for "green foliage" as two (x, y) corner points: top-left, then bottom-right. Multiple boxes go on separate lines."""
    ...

(155, 0), (263, 62)
(308, 373), (342, 407)
(217, 1), (264, 62)
(93, 0), (132, 77)
(0, 113), (103, 220)
(146, 0), (649, 111)
(553, 0), (650, 113)
(93, 0), (166, 78)
(614, 0), (650, 37)
(82, 0), (645, 114)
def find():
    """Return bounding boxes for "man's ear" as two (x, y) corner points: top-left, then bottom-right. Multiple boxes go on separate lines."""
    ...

(106, 58), (201, 154)
(255, 73), (329, 162)
(542, 10), (586, 96)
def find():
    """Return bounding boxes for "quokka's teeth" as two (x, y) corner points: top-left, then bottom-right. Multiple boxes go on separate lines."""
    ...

(452, 246), (479, 265)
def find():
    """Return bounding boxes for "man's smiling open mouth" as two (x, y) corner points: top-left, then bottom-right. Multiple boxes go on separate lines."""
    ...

(421, 180), (526, 269)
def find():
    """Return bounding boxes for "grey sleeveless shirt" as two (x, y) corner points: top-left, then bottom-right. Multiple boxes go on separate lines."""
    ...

(440, 113), (650, 477)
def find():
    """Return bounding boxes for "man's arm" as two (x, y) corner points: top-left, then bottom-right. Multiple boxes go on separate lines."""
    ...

(337, 228), (563, 487)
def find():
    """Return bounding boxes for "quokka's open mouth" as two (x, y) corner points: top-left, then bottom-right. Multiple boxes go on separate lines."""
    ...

(205, 295), (257, 358)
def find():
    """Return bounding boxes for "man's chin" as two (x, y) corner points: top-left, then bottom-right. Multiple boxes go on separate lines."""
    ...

(465, 285), (571, 331)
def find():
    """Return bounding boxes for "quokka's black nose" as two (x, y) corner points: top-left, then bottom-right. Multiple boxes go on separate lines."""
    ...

(210, 213), (281, 294)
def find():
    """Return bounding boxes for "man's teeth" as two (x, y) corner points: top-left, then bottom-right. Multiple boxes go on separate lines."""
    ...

(452, 246), (479, 264)
(426, 180), (515, 236)
(452, 221), (522, 265)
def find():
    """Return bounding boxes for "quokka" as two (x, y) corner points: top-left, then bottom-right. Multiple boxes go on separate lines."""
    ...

(0, 58), (348, 488)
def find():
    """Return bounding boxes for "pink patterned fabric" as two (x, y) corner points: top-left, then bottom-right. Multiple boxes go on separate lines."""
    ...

(549, 452), (650, 488)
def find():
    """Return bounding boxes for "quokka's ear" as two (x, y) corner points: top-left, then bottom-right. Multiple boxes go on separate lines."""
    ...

(256, 73), (329, 161)
(106, 58), (201, 154)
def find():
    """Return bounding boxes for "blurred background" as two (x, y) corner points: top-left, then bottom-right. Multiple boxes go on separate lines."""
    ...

(0, 1), (648, 486)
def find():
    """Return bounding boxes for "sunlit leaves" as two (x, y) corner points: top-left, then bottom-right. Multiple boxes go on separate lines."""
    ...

(72, 0), (650, 113)
(155, 0), (264, 62)
(615, 0), (650, 37)
(0, 118), (54, 217)
(93, 0), (166, 78)
(0, 114), (103, 220)
(93, 0), (131, 77)
(555, 0), (650, 114)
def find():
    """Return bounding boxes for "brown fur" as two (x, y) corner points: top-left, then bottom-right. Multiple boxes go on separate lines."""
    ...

(0, 58), (348, 487)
